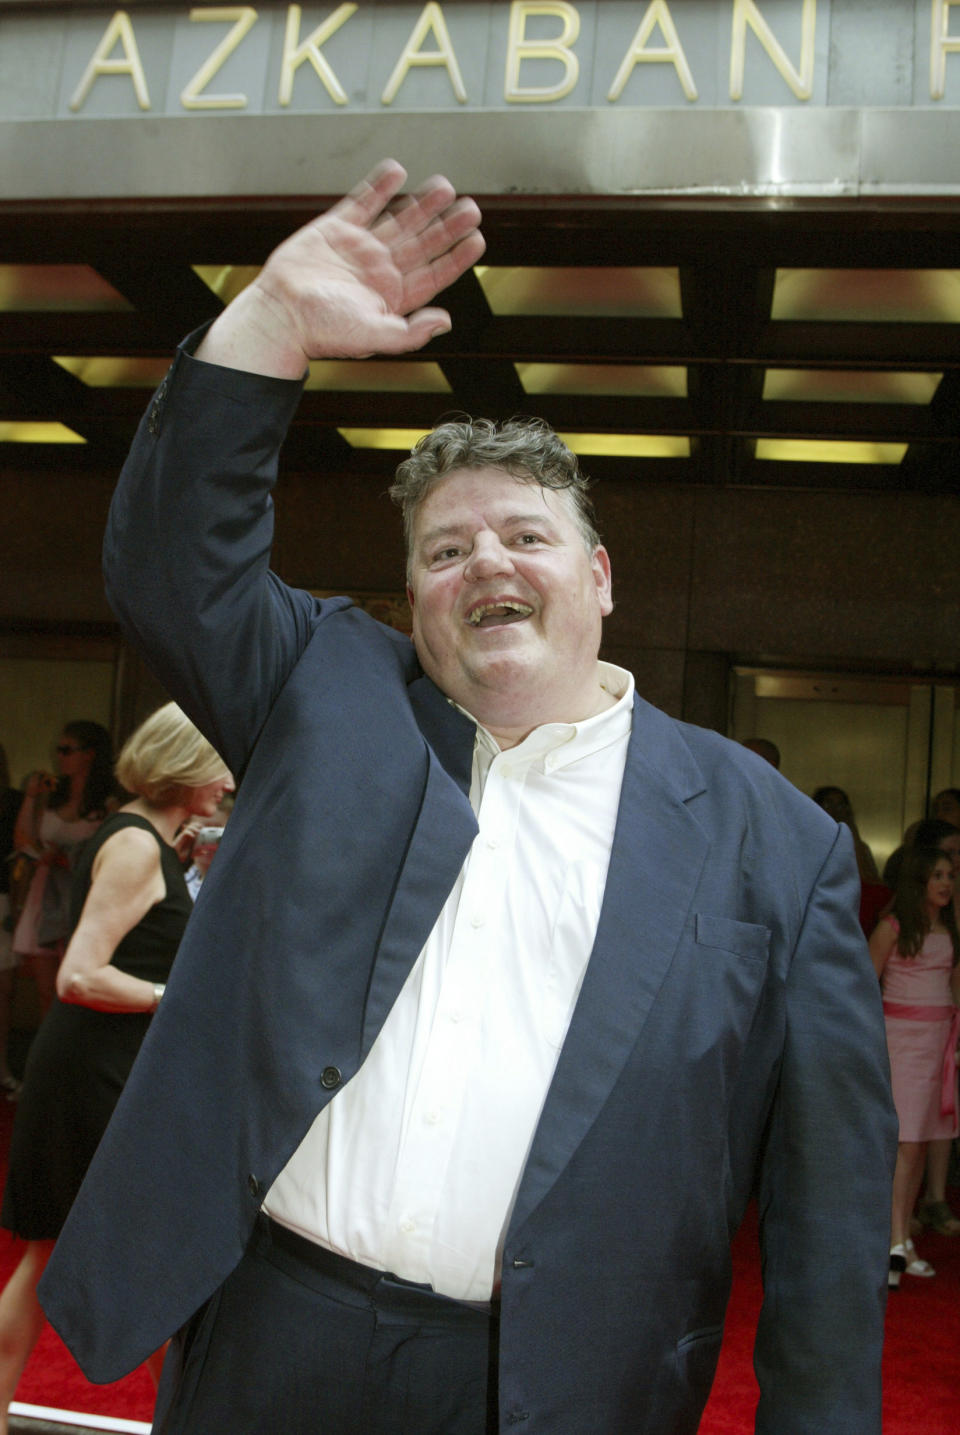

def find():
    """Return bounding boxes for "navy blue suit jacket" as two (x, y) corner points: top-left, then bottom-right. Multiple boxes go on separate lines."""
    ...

(40, 341), (897, 1434)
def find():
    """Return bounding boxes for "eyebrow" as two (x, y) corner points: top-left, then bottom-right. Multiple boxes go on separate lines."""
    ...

(417, 513), (561, 550)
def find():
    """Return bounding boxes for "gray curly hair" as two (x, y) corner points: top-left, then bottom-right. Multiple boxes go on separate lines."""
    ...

(390, 416), (601, 571)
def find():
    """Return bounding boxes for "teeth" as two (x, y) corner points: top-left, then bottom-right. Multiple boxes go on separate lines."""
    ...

(467, 601), (534, 626)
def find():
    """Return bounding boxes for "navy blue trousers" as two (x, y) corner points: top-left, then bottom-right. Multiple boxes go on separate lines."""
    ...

(152, 1217), (499, 1434)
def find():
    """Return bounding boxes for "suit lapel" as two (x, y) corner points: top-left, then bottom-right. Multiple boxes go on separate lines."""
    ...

(361, 677), (477, 1053)
(508, 697), (709, 1237)
(408, 674), (475, 798)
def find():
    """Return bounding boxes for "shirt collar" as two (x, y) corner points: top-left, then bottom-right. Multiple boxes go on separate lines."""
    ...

(455, 662), (635, 776)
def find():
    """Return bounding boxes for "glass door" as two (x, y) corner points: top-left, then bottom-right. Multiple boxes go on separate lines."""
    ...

(730, 670), (960, 876)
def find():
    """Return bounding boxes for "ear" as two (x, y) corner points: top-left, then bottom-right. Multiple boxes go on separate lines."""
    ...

(592, 546), (613, 616)
(405, 582), (415, 612)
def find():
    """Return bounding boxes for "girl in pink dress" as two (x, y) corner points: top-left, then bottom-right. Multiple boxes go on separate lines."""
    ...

(870, 847), (960, 1286)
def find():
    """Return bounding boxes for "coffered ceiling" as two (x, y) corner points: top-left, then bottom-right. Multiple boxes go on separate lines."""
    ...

(0, 192), (958, 492)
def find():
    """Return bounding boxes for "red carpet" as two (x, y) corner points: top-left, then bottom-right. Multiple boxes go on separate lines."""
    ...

(700, 1202), (960, 1433)
(0, 1092), (957, 1430)
(0, 1099), (154, 1424)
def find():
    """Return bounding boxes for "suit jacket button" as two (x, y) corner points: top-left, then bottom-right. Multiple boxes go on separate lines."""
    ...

(320, 1065), (342, 1090)
(248, 1174), (262, 1198)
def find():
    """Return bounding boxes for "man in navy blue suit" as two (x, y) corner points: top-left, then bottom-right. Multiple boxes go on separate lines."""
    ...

(41, 161), (896, 1435)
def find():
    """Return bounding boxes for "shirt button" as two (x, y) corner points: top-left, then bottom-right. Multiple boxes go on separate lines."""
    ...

(470, 913), (484, 928)
(500, 763), (514, 778)
(485, 837), (499, 850)
(399, 1218), (416, 1233)
(449, 1009), (462, 1023)
(425, 1110), (441, 1125)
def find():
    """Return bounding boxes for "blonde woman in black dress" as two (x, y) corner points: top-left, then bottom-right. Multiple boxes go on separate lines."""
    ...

(0, 703), (231, 1430)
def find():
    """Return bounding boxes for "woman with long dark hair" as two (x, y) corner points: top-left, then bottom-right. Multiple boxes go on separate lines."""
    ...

(869, 847), (960, 1286)
(11, 720), (116, 1015)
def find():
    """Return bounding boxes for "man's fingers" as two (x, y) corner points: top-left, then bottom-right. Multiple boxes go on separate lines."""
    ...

(401, 226), (487, 313)
(370, 173), (466, 251)
(392, 197), (484, 273)
(328, 158), (409, 230)
(366, 305), (454, 356)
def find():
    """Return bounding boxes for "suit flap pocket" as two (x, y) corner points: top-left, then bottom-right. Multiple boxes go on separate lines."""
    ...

(695, 913), (770, 961)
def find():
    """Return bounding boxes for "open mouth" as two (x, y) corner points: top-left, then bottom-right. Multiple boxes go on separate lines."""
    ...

(466, 600), (534, 628)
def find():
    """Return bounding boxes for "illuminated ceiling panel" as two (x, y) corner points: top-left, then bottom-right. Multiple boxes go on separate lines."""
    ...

(53, 356), (172, 387)
(306, 360), (451, 393)
(517, 363), (687, 397)
(558, 433), (689, 458)
(0, 422), (86, 443)
(340, 428), (688, 459)
(193, 264), (261, 303)
(756, 439), (907, 464)
(339, 428), (427, 450)
(762, 368), (942, 403)
(0, 265), (131, 312)
(2, 201), (957, 492)
(772, 269), (960, 322)
(477, 266), (682, 317)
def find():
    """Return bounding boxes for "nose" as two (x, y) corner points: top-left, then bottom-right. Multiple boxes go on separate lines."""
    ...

(463, 531), (515, 581)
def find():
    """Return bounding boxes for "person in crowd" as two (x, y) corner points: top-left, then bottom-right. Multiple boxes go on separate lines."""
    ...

(740, 738), (780, 769)
(932, 788), (960, 827)
(179, 795), (232, 902)
(11, 722), (116, 1013)
(877, 819), (960, 1230)
(884, 816), (960, 892)
(40, 161), (895, 1435)
(909, 820), (960, 1236)
(812, 785), (880, 882)
(869, 847), (960, 1287)
(0, 747), (22, 1097)
(0, 704), (232, 1431)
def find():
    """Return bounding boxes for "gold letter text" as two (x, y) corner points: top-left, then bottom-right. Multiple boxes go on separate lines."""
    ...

(181, 7), (258, 110)
(69, 10), (151, 111)
(505, 0), (580, 103)
(730, 0), (816, 101)
(279, 3), (356, 107)
(382, 3), (467, 104)
(608, 0), (697, 102)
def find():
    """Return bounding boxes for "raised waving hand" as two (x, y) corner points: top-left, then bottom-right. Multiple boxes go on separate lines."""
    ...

(197, 160), (485, 379)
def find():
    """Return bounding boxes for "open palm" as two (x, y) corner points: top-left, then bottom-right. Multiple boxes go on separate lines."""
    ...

(200, 160), (484, 377)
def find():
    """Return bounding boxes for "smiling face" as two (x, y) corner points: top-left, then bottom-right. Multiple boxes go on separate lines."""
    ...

(407, 466), (613, 744)
(184, 771), (234, 819)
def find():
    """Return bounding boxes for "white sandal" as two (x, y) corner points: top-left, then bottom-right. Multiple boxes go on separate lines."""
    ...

(904, 1238), (935, 1278)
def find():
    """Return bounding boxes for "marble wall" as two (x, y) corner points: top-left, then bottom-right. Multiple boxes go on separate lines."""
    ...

(2, 463), (958, 730)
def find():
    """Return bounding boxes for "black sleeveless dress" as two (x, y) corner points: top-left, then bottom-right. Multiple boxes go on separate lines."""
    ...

(1, 813), (191, 1239)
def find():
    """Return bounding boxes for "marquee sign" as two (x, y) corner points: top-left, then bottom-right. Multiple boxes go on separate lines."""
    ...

(2, 1), (960, 199)
(1, 0), (959, 121)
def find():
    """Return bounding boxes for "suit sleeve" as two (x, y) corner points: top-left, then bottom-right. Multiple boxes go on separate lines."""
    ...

(752, 823), (897, 1434)
(103, 330), (321, 778)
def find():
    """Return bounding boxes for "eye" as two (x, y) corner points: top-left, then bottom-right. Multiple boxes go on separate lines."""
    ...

(515, 532), (542, 546)
(431, 546), (462, 564)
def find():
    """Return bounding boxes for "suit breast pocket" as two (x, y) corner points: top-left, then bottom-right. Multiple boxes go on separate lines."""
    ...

(694, 913), (770, 964)
(669, 914), (772, 1084)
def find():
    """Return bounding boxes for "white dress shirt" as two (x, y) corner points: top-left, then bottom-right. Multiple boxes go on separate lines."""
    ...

(264, 661), (634, 1301)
